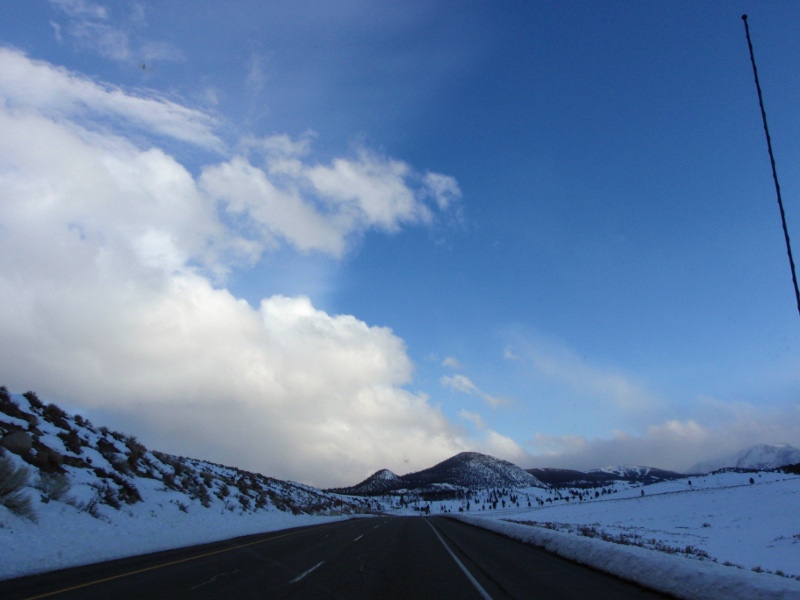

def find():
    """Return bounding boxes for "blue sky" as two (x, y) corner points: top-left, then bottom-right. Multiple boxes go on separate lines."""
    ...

(1, 1), (799, 487)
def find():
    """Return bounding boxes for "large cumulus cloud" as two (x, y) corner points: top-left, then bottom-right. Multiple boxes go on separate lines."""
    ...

(0, 48), (466, 486)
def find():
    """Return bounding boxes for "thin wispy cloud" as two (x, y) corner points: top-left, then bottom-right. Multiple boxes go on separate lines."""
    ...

(441, 374), (507, 408)
(442, 356), (461, 369)
(459, 409), (485, 430)
(0, 48), (221, 150)
(504, 332), (661, 416)
(49, 0), (183, 65)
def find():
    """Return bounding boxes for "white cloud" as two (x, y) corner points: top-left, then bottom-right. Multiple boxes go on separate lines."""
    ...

(245, 53), (268, 96)
(201, 156), (346, 256)
(49, 0), (182, 65)
(0, 48), (221, 150)
(305, 150), (432, 232)
(50, 21), (64, 43)
(71, 20), (131, 61)
(201, 136), (456, 259)
(423, 172), (461, 211)
(50, 0), (108, 20)
(442, 356), (461, 369)
(0, 49), (466, 487)
(526, 405), (800, 472)
(441, 374), (507, 408)
(505, 330), (800, 471)
(441, 374), (480, 395)
(456, 411), (532, 466)
(459, 409), (485, 430)
(505, 332), (661, 417)
(483, 430), (530, 466)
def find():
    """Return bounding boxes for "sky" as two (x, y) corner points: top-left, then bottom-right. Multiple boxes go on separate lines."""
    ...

(1, 1), (800, 488)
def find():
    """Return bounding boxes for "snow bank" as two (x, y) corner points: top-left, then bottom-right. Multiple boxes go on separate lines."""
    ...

(453, 515), (800, 600)
(0, 497), (349, 580)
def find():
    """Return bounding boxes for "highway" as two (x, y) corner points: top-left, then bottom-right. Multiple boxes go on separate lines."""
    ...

(0, 516), (671, 599)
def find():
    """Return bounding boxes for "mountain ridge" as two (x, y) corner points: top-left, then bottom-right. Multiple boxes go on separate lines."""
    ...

(332, 451), (545, 495)
(687, 443), (800, 474)
(528, 465), (684, 488)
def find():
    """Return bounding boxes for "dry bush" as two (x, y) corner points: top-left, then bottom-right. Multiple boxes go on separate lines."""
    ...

(38, 472), (71, 502)
(22, 391), (44, 411)
(0, 450), (35, 520)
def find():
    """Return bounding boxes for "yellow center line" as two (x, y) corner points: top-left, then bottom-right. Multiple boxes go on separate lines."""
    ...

(23, 528), (311, 600)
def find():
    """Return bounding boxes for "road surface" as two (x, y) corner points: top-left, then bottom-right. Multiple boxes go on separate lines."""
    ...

(0, 516), (671, 599)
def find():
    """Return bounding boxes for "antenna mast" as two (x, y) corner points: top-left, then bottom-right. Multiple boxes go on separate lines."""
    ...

(741, 14), (800, 319)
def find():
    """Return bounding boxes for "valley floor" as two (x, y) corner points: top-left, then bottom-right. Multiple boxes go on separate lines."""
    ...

(3, 469), (800, 599)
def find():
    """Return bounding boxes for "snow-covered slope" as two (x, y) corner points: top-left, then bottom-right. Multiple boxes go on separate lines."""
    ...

(0, 387), (378, 578)
(688, 443), (800, 474)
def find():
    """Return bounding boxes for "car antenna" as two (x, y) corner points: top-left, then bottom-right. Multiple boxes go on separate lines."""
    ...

(742, 14), (800, 319)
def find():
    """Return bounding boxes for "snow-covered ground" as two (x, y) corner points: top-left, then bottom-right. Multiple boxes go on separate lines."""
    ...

(4, 465), (800, 598)
(432, 472), (800, 599)
(0, 482), (348, 580)
(3, 390), (800, 598)
(0, 390), (370, 581)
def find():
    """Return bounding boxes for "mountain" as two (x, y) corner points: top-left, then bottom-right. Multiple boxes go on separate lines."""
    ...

(589, 466), (684, 484)
(402, 452), (544, 489)
(528, 466), (683, 488)
(0, 387), (373, 522)
(345, 468), (403, 495)
(333, 452), (545, 495)
(687, 443), (800, 474)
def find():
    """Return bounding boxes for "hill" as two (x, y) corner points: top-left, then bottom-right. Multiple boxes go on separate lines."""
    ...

(0, 387), (373, 525)
(344, 468), (403, 495)
(333, 451), (545, 495)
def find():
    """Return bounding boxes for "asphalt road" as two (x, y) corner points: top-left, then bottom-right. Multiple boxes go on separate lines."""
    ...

(0, 516), (672, 599)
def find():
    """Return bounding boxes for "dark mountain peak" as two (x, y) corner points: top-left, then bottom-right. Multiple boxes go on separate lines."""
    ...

(373, 468), (399, 479)
(400, 451), (544, 491)
(338, 468), (403, 495)
(334, 451), (546, 496)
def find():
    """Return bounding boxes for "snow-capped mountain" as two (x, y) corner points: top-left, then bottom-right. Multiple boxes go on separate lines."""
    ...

(528, 466), (682, 488)
(334, 452), (545, 495)
(342, 468), (402, 495)
(590, 465), (683, 483)
(688, 443), (800, 474)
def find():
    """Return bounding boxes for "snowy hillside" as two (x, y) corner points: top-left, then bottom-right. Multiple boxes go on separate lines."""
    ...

(0, 388), (376, 579)
(688, 443), (800, 474)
